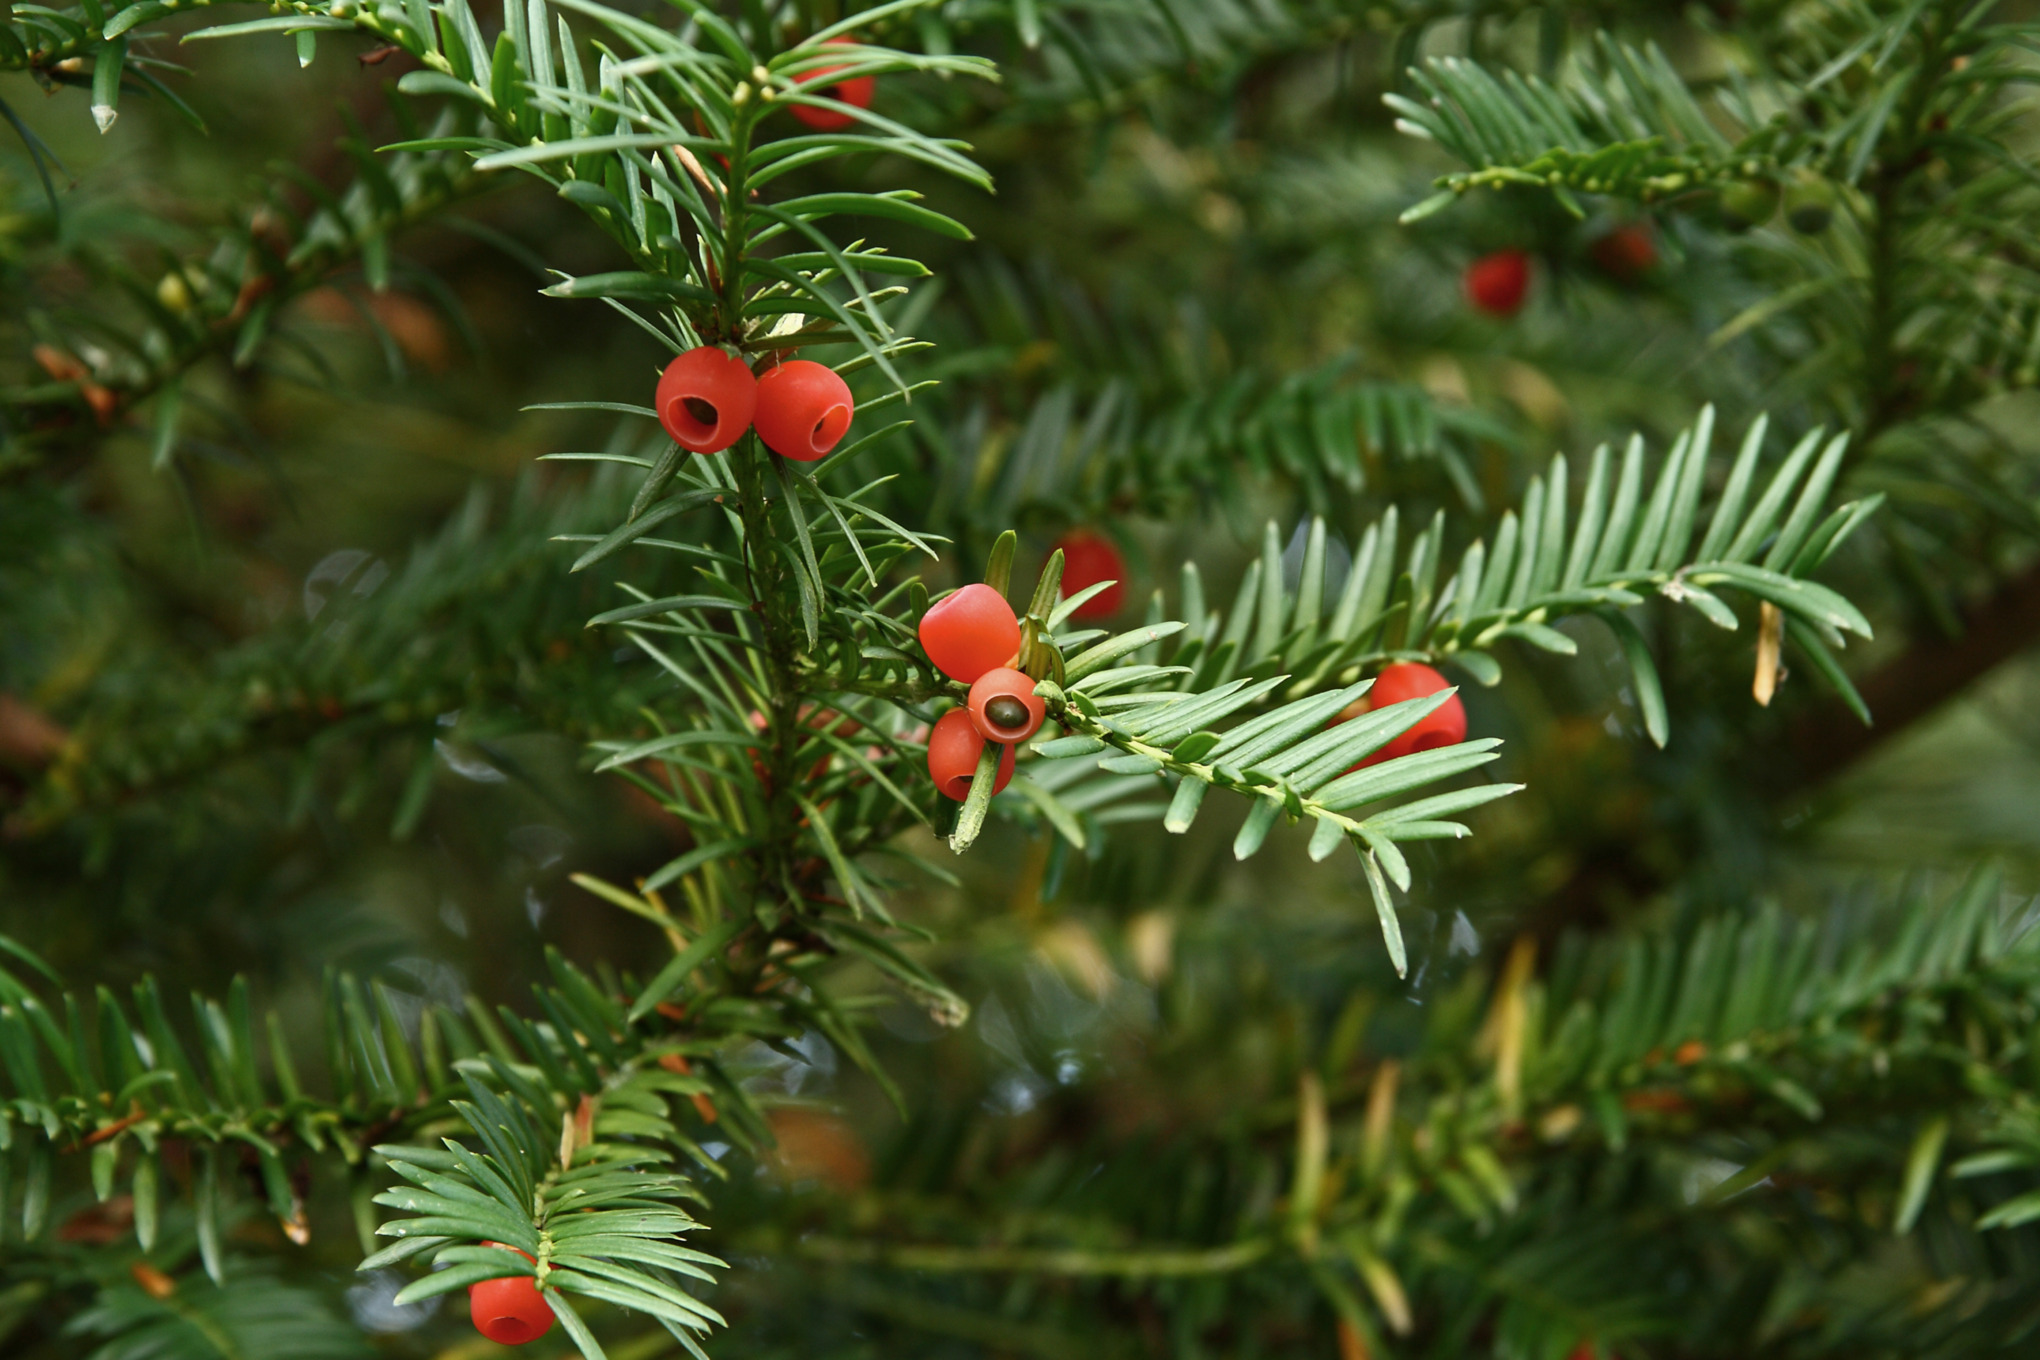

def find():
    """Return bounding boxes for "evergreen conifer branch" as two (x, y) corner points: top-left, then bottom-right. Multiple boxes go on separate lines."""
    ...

(722, 870), (2040, 1354)
(926, 317), (1514, 524)
(11, 1), (2032, 1354)
(3, 473), (659, 839)
(1383, 2), (2040, 641)
(1009, 408), (1874, 913)
(1, 121), (489, 479)
(923, 0), (1642, 118)
(367, 1069), (725, 1356)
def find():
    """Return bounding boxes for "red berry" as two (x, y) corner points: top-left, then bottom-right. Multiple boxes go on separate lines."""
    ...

(918, 582), (1021, 684)
(966, 667), (1046, 744)
(789, 39), (875, 132)
(1590, 223), (1657, 282)
(1464, 249), (1531, 317)
(1053, 531), (1126, 621)
(927, 708), (1014, 801)
(469, 1243), (553, 1346)
(753, 360), (854, 461)
(655, 347), (757, 454)
(1337, 662), (1467, 769)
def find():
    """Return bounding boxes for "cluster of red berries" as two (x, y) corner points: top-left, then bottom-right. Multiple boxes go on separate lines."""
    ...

(788, 40), (874, 131)
(912, 533), (1132, 801)
(655, 349), (855, 461)
(1332, 661), (1467, 767)
(915, 583), (1042, 800)
(468, 1244), (553, 1346)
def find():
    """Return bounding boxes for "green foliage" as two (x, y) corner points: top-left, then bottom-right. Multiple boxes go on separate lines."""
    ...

(920, 259), (1518, 524)
(368, 1070), (724, 1356)
(5, 0), (2040, 1356)
(8, 473), (661, 837)
(1, 105), (488, 478)
(725, 870), (2040, 1357)
(67, 1262), (374, 1360)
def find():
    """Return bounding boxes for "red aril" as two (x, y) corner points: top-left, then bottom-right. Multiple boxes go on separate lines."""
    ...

(1053, 530), (1126, 621)
(753, 359), (854, 462)
(927, 708), (1014, 801)
(655, 348), (757, 454)
(789, 39), (875, 132)
(1464, 249), (1531, 317)
(918, 583), (1021, 684)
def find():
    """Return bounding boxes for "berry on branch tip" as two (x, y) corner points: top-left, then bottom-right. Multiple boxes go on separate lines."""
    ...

(754, 359), (854, 461)
(1464, 249), (1531, 317)
(469, 1243), (553, 1346)
(927, 708), (1014, 801)
(789, 39), (875, 132)
(966, 667), (1046, 744)
(918, 582), (1021, 684)
(1053, 530), (1126, 621)
(656, 347), (757, 454)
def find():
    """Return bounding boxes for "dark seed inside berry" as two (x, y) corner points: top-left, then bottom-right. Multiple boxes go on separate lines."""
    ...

(986, 696), (1030, 731)
(683, 397), (718, 426)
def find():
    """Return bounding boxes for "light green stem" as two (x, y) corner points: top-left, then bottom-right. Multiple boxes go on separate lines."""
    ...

(947, 741), (1002, 853)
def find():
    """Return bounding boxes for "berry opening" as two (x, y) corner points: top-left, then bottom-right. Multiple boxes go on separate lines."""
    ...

(811, 404), (851, 451)
(657, 348), (756, 454)
(484, 1316), (540, 1344)
(984, 696), (1030, 732)
(664, 394), (720, 444)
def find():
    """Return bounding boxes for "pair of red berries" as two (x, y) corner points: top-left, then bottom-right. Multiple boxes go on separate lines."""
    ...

(916, 584), (1048, 800)
(655, 349), (854, 461)
(924, 669), (1043, 799)
(1333, 662), (1467, 767)
(1467, 226), (1656, 316)
(789, 40), (874, 131)
(469, 1244), (552, 1346)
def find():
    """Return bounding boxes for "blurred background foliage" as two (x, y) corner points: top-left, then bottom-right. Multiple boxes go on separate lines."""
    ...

(6, 0), (2040, 1356)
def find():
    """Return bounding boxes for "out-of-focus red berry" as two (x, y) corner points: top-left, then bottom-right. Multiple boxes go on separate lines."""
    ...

(1054, 531), (1127, 621)
(789, 39), (875, 131)
(1464, 249), (1532, 316)
(1590, 223), (1658, 282)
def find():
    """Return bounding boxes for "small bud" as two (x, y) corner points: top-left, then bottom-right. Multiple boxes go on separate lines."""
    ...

(156, 272), (192, 313)
(731, 82), (751, 105)
(91, 103), (117, 134)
